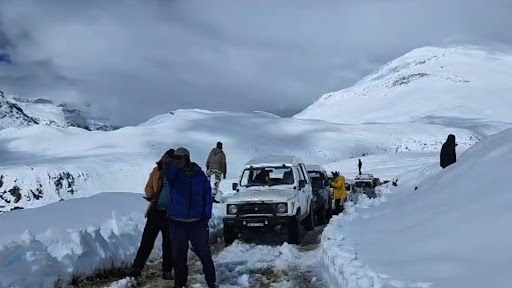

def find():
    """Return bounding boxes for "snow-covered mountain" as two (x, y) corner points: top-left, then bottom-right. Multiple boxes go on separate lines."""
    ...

(296, 46), (512, 135)
(0, 109), (478, 212)
(0, 91), (39, 129)
(0, 91), (117, 131)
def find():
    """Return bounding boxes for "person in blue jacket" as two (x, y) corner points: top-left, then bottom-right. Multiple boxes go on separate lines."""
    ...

(165, 147), (216, 288)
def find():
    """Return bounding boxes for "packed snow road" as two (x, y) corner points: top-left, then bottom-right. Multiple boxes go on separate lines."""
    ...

(75, 225), (328, 288)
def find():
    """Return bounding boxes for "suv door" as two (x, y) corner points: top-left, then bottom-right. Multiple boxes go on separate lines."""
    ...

(298, 164), (312, 214)
(320, 171), (329, 203)
(294, 165), (307, 217)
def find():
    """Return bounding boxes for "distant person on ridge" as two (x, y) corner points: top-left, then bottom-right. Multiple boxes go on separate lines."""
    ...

(358, 159), (363, 175)
(440, 134), (457, 169)
(130, 149), (175, 280)
(206, 142), (227, 203)
(166, 147), (216, 288)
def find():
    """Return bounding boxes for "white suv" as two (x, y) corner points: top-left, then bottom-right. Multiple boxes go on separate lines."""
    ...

(223, 155), (314, 245)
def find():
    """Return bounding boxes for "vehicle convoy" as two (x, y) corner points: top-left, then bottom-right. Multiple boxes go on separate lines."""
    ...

(306, 165), (332, 225)
(353, 173), (377, 199)
(223, 155), (315, 245)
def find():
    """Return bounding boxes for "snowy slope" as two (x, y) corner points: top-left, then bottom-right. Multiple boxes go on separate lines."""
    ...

(296, 46), (512, 135)
(0, 109), (479, 212)
(330, 128), (512, 288)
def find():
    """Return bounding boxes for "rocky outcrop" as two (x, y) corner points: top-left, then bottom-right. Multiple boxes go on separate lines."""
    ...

(1, 91), (118, 131)
(0, 90), (39, 129)
(0, 171), (88, 213)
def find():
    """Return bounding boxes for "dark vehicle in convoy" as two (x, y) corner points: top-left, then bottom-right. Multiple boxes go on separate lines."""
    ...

(306, 165), (332, 225)
(223, 155), (314, 245)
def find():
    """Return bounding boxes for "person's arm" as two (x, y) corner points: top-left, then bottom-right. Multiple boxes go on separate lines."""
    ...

(203, 174), (213, 220)
(164, 163), (178, 188)
(206, 150), (212, 170)
(222, 153), (227, 178)
(331, 179), (343, 189)
(144, 169), (156, 198)
(440, 146), (447, 168)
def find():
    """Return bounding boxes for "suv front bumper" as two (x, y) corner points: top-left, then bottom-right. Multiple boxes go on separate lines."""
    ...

(223, 215), (295, 229)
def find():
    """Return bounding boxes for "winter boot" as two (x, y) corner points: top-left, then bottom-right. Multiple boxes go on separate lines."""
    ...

(127, 267), (142, 278)
(162, 271), (174, 280)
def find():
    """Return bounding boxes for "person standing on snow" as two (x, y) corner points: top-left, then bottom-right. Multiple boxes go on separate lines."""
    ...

(206, 142), (227, 203)
(358, 159), (363, 175)
(440, 134), (457, 169)
(331, 171), (347, 214)
(130, 149), (175, 280)
(165, 147), (216, 288)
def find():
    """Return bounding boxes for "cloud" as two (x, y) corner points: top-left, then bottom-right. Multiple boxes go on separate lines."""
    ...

(0, 0), (511, 125)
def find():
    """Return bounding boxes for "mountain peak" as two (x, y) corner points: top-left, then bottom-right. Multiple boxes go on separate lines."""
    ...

(295, 46), (512, 133)
(0, 90), (40, 129)
(0, 91), (117, 131)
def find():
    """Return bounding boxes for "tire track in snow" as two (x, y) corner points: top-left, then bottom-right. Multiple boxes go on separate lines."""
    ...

(78, 225), (329, 287)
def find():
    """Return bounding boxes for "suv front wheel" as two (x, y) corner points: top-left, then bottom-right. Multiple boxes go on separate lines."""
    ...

(288, 212), (301, 244)
(223, 225), (238, 246)
(302, 203), (315, 231)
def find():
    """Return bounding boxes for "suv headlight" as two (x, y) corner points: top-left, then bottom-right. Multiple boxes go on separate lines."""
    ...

(276, 203), (288, 214)
(227, 204), (238, 215)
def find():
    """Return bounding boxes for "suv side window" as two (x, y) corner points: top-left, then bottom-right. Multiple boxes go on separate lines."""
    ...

(295, 166), (304, 182)
(298, 164), (309, 183)
(321, 172), (328, 185)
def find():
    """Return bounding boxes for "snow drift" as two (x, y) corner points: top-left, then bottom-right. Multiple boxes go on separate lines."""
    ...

(329, 128), (512, 287)
(296, 46), (512, 135)
(0, 192), (223, 288)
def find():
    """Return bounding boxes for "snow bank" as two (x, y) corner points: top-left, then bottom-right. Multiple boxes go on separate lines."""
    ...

(320, 189), (434, 288)
(324, 128), (512, 288)
(0, 192), (223, 288)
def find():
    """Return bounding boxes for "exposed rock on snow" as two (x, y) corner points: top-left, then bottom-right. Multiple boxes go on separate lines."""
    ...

(0, 92), (116, 131)
(0, 91), (39, 129)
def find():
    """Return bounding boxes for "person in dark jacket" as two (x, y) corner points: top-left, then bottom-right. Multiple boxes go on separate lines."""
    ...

(165, 147), (216, 288)
(358, 159), (363, 175)
(130, 149), (175, 280)
(440, 134), (457, 169)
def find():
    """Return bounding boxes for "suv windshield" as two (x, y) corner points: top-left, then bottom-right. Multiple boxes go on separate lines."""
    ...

(241, 166), (294, 187)
(308, 172), (324, 190)
(355, 181), (372, 188)
(310, 177), (324, 190)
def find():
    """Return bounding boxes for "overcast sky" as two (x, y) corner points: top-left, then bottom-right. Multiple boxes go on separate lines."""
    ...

(0, 0), (511, 125)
